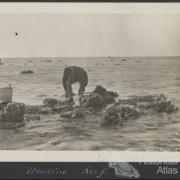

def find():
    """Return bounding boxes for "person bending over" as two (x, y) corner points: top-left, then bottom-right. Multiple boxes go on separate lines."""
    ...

(63, 66), (88, 105)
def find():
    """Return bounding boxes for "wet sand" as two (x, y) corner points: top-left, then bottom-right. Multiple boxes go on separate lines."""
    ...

(0, 57), (179, 150)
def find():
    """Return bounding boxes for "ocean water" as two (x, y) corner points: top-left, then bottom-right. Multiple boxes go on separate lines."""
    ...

(0, 57), (179, 150)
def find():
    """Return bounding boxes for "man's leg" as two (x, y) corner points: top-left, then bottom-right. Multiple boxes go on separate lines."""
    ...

(79, 85), (85, 106)
(65, 85), (68, 98)
(67, 80), (73, 102)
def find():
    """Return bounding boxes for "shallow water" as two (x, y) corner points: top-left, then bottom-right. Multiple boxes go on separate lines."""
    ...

(0, 57), (180, 150)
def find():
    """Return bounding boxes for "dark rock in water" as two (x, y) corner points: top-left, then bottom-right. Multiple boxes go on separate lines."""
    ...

(102, 106), (121, 126)
(107, 91), (119, 98)
(102, 104), (140, 126)
(21, 70), (34, 74)
(71, 107), (85, 118)
(94, 85), (118, 100)
(129, 94), (167, 103)
(143, 101), (178, 113)
(103, 94), (115, 104)
(0, 103), (25, 121)
(116, 99), (137, 107)
(81, 86), (118, 110)
(101, 94), (178, 126)
(94, 85), (107, 96)
(0, 102), (9, 111)
(81, 93), (105, 109)
(43, 98), (59, 107)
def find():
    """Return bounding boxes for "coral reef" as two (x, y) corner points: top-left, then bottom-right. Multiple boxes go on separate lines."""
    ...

(0, 103), (25, 121)
(0, 85), (178, 125)
(60, 107), (85, 119)
(81, 85), (118, 109)
(101, 94), (178, 126)
(43, 98), (59, 107)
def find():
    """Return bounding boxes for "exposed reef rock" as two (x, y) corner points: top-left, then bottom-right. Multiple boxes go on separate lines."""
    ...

(25, 98), (74, 114)
(60, 107), (85, 119)
(43, 98), (59, 107)
(24, 86), (118, 118)
(81, 85), (118, 109)
(81, 93), (105, 109)
(21, 70), (34, 74)
(102, 104), (141, 126)
(0, 103), (25, 121)
(101, 94), (178, 126)
(0, 85), (177, 125)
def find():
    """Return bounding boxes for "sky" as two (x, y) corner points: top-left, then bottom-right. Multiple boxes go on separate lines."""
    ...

(0, 13), (180, 57)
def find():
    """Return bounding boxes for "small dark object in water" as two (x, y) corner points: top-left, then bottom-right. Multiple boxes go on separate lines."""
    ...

(21, 70), (34, 74)
(122, 59), (127, 62)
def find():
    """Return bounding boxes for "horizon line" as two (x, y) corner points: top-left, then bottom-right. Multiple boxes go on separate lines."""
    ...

(2, 55), (180, 59)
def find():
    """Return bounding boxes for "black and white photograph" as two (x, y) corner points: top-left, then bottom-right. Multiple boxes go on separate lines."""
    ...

(0, 3), (179, 152)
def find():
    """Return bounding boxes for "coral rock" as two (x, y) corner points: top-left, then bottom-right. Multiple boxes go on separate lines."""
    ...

(21, 70), (34, 74)
(0, 103), (25, 121)
(43, 98), (59, 107)
(102, 104), (140, 126)
(60, 107), (85, 119)
(81, 93), (105, 109)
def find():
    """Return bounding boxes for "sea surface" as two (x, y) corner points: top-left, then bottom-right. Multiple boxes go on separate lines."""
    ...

(0, 57), (179, 151)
